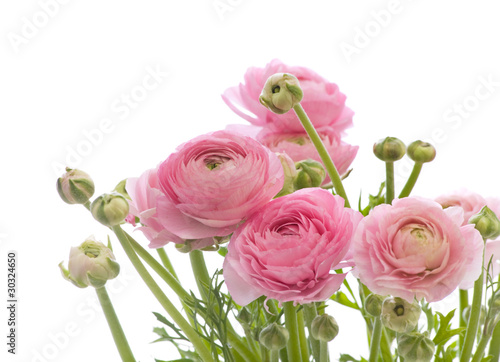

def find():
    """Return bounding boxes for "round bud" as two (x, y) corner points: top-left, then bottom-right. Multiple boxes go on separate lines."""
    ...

(294, 159), (326, 190)
(397, 332), (435, 362)
(407, 141), (436, 163)
(381, 297), (421, 333)
(91, 192), (130, 227)
(469, 206), (500, 240)
(259, 322), (289, 350)
(373, 137), (406, 162)
(259, 73), (303, 114)
(57, 167), (95, 204)
(311, 314), (339, 342)
(365, 294), (386, 317)
(59, 236), (120, 288)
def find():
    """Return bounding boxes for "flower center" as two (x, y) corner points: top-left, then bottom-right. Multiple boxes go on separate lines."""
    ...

(205, 155), (230, 170)
(272, 85), (281, 94)
(394, 304), (405, 317)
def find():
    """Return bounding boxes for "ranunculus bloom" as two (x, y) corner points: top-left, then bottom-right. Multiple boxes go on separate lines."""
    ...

(258, 127), (358, 180)
(435, 189), (487, 225)
(156, 130), (284, 240)
(353, 197), (484, 302)
(222, 59), (353, 135)
(223, 188), (362, 305)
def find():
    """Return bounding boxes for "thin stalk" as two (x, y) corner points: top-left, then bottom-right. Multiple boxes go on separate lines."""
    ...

(293, 103), (350, 208)
(296, 309), (309, 362)
(460, 270), (485, 361)
(271, 350), (280, 362)
(459, 289), (469, 352)
(319, 341), (328, 362)
(368, 317), (383, 362)
(303, 303), (320, 362)
(283, 301), (302, 362)
(471, 334), (490, 362)
(398, 162), (423, 198)
(489, 321), (500, 361)
(111, 225), (213, 362)
(385, 162), (395, 204)
(95, 286), (135, 362)
(156, 247), (178, 280)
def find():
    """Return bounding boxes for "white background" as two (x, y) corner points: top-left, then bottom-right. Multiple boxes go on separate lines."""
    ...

(1, 0), (500, 361)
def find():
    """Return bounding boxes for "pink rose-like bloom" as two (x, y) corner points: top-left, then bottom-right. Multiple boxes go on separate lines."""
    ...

(353, 197), (484, 302)
(223, 188), (362, 306)
(222, 59), (353, 135)
(156, 130), (284, 240)
(258, 127), (358, 179)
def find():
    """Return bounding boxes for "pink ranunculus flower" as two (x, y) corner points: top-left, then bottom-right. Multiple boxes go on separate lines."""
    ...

(156, 130), (284, 240)
(353, 197), (484, 302)
(222, 59), (354, 135)
(435, 189), (487, 225)
(223, 188), (362, 306)
(258, 127), (358, 180)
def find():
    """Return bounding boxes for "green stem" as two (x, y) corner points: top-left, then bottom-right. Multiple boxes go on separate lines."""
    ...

(303, 303), (320, 362)
(398, 162), (423, 198)
(283, 301), (302, 362)
(156, 247), (178, 280)
(471, 334), (490, 362)
(459, 289), (469, 352)
(296, 309), (309, 362)
(460, 270), (485, 361)
(111, 225), (214, 362)
(368, 317), (383, 362)
(95, 286), (136, 362)
(488, 321), (500, 361)
(271, 350), (280, 362)
(385, 161), (395, 204)
(293, 103), (350, 208)
(319, 341), (328, 362)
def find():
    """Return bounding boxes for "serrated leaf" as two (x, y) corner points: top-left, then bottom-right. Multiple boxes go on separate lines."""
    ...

(153, 311), (171, 326)
(339, 354), (365, 362)
(421, 302), (435, 333)
(331, 291), (360, 310)
(433, 310), (465, 346)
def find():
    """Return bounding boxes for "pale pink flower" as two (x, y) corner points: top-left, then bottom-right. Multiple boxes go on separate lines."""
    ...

(156, 130), (284, 240)
(258, 127), (358, 180)
(222, 59), (353, 135)
(435, 189), (487, 225)
(223, 188), (362, 306)
(126, 168), (185, 248)
(352, 197), (484, 302)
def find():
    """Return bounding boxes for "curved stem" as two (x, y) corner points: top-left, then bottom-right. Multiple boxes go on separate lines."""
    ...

(283, 301), (302, 362)
(398, 162), (423, 198)
(385, 162), (395, 204)
(471, 334), (490, 362)
(270, 349), (280, 362)
(368, 317), (383, 362)
(293, 103), (350, 208)
(95, 286), (135, 362)
(303, 303), (320, 362)
(461, 270), (485, 361)
(111, 225), (214, 362)
(156, 247), (178, 280)
(296, 308), (309, 362)
(488, 320), (500, 361)
(459, 289), (469, 352)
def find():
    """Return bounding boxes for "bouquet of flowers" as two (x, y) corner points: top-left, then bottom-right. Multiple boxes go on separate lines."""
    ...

(57, 60), (500, 362)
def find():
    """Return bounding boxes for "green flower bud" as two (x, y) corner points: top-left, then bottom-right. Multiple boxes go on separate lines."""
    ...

(113, 179), (131, 200)
(259, 73), (303, 114)
(236, 307), (252, 326)
(259, 322), (289, 350)
(59, 236), (120, 288)
(373, 137), (406, 162)
(407, 141), (436, 163)
(311, 314), (339, 342)
(469, 206), (500, 240)
(56, 167), (95, 204)
(275, 153), (298, 197)
(397, 332), (435, 362)
(365, 294), (386, 317)
(91, 192), (130, 227)
(294, 159), (326, 190)
(381, 297), (421, 333)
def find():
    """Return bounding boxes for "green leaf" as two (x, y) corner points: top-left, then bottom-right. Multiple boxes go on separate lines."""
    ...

(421, 302), (435, 333)
(339, 354), (368, 362)
(217, 246), (228, 257)
(433, 310), (466, 346)
(331, 291), (360, 310)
